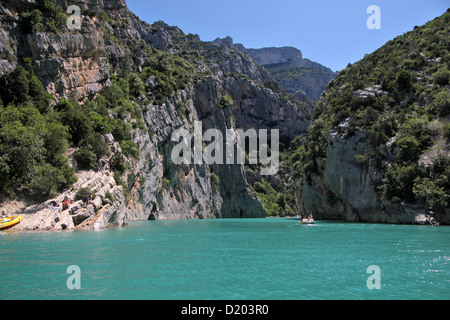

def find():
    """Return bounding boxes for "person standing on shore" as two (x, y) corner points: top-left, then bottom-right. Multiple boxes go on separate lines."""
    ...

(87, 193), (93, 206)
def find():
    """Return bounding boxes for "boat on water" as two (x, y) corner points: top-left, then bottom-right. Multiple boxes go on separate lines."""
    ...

(300, 218), (315, 225)
(0, 216), (23, 230)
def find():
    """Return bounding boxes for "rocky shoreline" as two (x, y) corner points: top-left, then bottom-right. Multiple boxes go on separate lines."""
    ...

(0, 170), (127, 231)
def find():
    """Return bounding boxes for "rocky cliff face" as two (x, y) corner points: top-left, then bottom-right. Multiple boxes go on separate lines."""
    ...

(0, 0), (128, 100)
(246, 47), (304, 66)
(214, 37), (336, 101)
(294, 11), (450, 225)
(297, 130), (442, 225)
(126, 81), (268, 221)
(116, 13), (310, 222)
(126, 56), (310, 222)
(0, 0), (311, 229)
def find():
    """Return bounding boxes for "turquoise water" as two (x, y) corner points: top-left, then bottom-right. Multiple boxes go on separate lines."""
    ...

(0, 218), (449, 300)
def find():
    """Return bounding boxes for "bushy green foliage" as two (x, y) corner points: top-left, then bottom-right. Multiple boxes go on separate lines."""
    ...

(19, 0), (67, 34)
(43, 121), (70, 164)
(0, 66), (30, 105)
(250, 178), (296, 216)
(176, 101), (189, 119)
(355, 154), (368, 165)
(210, 172), (220, 187)
(141, 48), (195, 104)
(383, 164), (425, 203)
(120, 140), (139, 159)
(429, 90), (450, 117)
(110, 152), (128, 173)
(395, 136), (421, 162)
(219, 95), (233, 109)
(0, 59), (144, 199)
(413, 155), (450, 207)
(55, 99), (93, 146)
(129, 73), (145, 97)
(0, 66), (53, 114)
(276, 194), (286, 210)
(413, 178), (448, 207)
(433, 67), (450, 86)
(0, 70), (77, 199)
(79, 132), (110, 160)
(396, 70), (414, 92)
(250, 180), (280, 216)
(75, 187), (94, 202)
(28, 163), (74, 199)
(105, 191), (115, 202)
(394, 116), (433, 162)
(0, 116), (45, 188)
(73, 149), (97, 170)
(19, 9), (44, 34)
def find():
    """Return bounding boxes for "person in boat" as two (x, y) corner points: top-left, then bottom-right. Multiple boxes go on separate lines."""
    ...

(62, 196), (71, 210)
(308, 214), (314, 220)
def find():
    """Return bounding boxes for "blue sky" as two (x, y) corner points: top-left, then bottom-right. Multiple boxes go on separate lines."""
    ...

(126, 0), (449, 71)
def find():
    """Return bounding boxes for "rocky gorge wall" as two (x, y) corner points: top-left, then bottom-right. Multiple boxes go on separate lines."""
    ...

(0, 0), (311, 230)
(126, 68), (310, 222)
(297, 129), (447, 225)
(0, 0), (129, 99)
(213, 37), (337, 101)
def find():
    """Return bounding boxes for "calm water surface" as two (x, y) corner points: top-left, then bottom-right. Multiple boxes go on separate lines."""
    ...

(0, 218), (449, 300)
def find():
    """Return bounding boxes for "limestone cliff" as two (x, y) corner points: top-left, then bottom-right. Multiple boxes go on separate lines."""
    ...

(294, 11), (450, 225)
(126, 55), (310, 222)
(297, 130), (442, 224)
(0, 0), (311, 229)
(214, 37), (336, 101)
(0, 0), (127, 100)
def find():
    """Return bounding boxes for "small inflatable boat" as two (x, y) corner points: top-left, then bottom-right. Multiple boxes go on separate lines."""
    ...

(0, 216), (23, 230)
(300, 219), (315, 225)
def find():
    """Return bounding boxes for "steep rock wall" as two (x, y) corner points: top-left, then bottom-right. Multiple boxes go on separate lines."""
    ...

(298, 129), (449, 225)
(0, 0), (312, 228)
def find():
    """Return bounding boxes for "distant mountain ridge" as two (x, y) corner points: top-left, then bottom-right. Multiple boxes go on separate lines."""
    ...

(214, 36), (337, 101)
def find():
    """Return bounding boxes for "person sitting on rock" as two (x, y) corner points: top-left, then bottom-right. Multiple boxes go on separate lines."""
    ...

(62, 196), (70, 210)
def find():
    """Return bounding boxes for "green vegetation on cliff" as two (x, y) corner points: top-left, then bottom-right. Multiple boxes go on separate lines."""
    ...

(0, 66), (75, 199)
(0, 63), (142, 200)
(19, 0), (67, 34)
(0, 5), (234, 202)
(290, 10), (450, 209)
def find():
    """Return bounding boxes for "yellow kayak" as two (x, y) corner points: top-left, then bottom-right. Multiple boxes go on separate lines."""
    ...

(0, 216), (23, 230)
